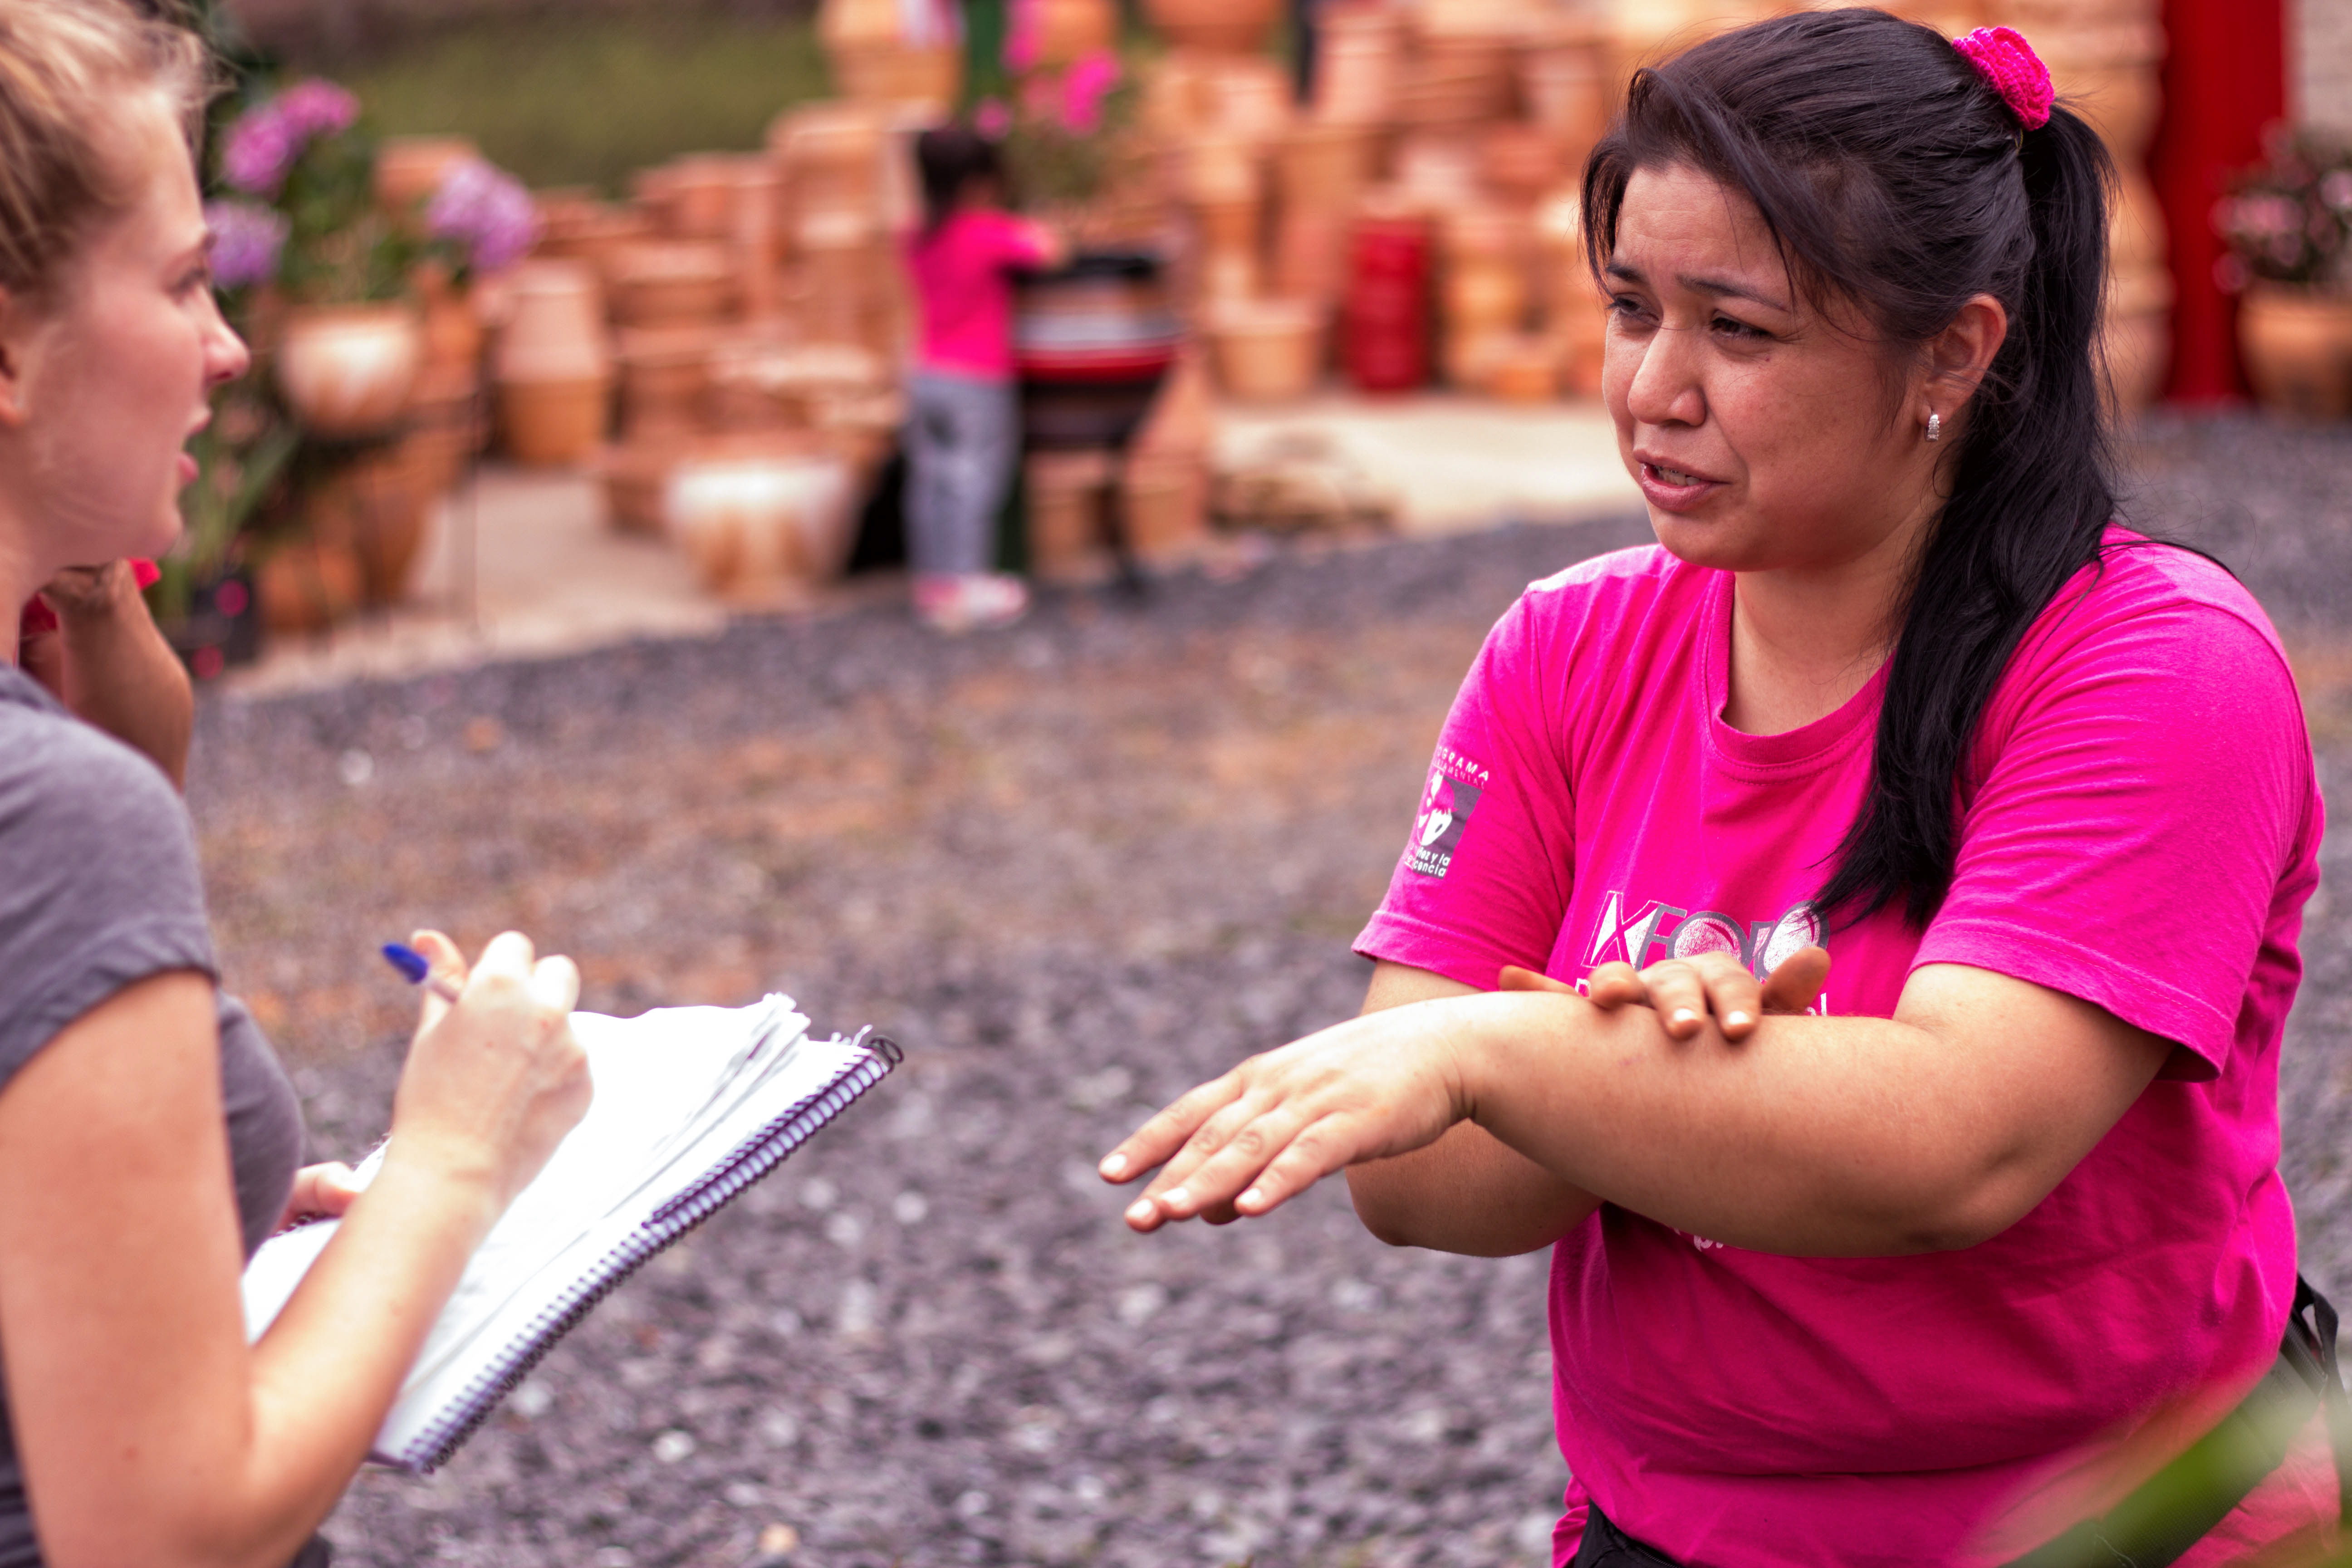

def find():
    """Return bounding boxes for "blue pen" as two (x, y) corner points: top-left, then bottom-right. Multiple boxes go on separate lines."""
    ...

(381, 941), (464, 1003)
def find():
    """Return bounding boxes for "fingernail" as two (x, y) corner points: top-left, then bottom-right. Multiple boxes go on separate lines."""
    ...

(1724, 1011), (1753, 1030)
(1239, 1187), (1265, 1210)
(1162, 1187), (1191, 1213)
(1670, 1009), (1699, 1030)
(1125, 1198), (1156, 1225)
(1100, 1154), (1127, 1179)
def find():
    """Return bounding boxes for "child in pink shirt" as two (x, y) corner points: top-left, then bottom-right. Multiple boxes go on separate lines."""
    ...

(902, 125), (1062, 633)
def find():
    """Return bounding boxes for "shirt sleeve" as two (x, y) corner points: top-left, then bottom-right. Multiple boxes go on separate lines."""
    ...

(1354, 592), (1578, 990)
(0, 714), (216, 1088)
(990, 213), (1053, 271)
(1912, 597), (2313, 1079)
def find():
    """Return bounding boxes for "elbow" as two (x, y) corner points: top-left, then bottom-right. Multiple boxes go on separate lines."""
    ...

(1882, 1163), (2044, 1255)
(1344, 1169), (1421, 1249)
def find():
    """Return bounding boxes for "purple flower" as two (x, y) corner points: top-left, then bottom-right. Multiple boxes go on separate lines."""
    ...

(205, 200), (287, 289)
(221, 104), (296, 195)
(275, 79), (359, 140)
(426, 159), (540, 275)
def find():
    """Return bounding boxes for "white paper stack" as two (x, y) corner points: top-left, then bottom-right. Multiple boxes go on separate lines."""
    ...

(241, 995), (896, 1472)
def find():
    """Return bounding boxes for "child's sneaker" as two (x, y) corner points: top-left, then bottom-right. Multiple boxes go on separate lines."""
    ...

(913, 573), (1029, 633)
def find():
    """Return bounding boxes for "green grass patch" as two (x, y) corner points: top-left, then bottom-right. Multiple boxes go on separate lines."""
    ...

(341, 11), (835, 194)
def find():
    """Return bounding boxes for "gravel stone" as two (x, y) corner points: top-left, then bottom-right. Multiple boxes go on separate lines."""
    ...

(179, 413), (2352, 1567)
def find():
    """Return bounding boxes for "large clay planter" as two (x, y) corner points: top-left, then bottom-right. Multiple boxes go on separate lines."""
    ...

(276, 303), (424, 441)
(1314, 2), (1403, 123)
(500, 379), (611, 466)
(2238, 284), (2352, 421)
(1143, 0), (1281, 54)
(617, 325), (721, 443)
(494, 260), (608, 382)
(305, 442), (435, 607)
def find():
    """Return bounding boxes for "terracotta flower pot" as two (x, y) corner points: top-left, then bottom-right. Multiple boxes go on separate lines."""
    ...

(2238, 284), (2352, 421)
(1207, 299), (1326, 402)
(377, 136), (481, 229)
(257, 538), (364, 635)
(276, 303), (424, 441)
(1143, 0), (1281, 54)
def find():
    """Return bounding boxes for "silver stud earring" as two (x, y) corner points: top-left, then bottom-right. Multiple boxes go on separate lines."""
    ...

(1926, 412), (1941, 443)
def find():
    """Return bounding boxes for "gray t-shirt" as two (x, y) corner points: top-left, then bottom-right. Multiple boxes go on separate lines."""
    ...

(0, 666), (305, 1566)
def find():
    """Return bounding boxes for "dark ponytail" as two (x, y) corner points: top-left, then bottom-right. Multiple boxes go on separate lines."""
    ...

(1581, 7), (2118, 927)
(916, 123), (1003, 236)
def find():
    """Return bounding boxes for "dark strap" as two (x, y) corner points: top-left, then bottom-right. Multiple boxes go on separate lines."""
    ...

(2007, 1272), (2351, 1568)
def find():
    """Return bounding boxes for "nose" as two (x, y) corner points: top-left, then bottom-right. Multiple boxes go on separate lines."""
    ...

(201, 288), (250, 387)
(1620, 319), (1707, 431)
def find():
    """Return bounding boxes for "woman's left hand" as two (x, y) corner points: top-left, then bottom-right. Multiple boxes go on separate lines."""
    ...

(275, 1161), (364, 1230)
(1099, 1004), (1478, 1232)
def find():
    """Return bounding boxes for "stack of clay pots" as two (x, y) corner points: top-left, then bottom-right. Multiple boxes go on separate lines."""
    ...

(514, 101), (920, 603)
(1984, 0), (2169, 416)
(818, 0), (960, 118)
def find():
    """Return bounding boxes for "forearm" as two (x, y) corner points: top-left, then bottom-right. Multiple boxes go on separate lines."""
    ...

(231, 1156), (500, 1555)
(1347, 1122), (1599, 1255)
(56, 580), (192, 786)
(1443, 990), (2027, 1257)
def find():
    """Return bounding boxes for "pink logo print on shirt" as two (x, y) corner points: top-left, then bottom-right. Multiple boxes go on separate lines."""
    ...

(1584, 892), (1825, 987)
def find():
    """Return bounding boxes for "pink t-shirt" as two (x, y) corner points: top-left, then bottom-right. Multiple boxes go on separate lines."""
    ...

(905, 209), (1051, 381)
(1355, 532), (2328, 1567)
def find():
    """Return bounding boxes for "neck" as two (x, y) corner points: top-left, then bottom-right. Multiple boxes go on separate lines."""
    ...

(1722, 490), (1937, 735)
(0, 492), (55, 669)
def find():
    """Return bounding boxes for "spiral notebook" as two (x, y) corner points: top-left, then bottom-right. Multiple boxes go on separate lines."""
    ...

(240, 995), (898, 1474)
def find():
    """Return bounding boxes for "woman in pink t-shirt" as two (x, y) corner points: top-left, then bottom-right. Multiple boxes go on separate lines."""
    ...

(1101, 13), (2344, 1567)
(902, 124), (1063, 633)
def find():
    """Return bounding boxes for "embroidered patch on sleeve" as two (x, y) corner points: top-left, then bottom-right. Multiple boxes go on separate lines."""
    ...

(1406, 750), (1489, 879)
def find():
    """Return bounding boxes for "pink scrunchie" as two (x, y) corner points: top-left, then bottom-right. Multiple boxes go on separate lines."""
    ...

(1953, 25), (2053, 131)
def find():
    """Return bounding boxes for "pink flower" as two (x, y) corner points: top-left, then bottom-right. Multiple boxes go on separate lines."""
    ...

(426, 158), (540, 275)
(1004, 0), (1040, 71)
(275, 79), (358, 140)
(204, 199), (286, 289)
(1060, 49), (1121, 135)
(974, 98), (1013, 138)
(221, 105), (296, 195)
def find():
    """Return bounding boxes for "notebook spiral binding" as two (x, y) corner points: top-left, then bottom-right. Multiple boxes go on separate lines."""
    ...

(394, 1036), (901, 1473)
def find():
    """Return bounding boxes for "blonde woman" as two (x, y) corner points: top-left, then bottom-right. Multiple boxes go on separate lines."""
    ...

(0, 4), (589, 1563)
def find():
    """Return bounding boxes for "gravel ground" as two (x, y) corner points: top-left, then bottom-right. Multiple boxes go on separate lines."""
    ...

(184, 412), (2352, 1568)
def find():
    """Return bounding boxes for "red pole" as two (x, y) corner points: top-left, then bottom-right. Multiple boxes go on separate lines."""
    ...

(2150, 0), (2288, 403)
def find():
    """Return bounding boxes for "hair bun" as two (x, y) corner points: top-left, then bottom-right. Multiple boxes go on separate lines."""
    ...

(1953, 25), (2053, 130)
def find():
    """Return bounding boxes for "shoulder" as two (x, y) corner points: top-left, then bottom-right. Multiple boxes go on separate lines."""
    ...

(0, 672), (212, 1085)
(0, 671), (190, 855)
(1490, 544), (1709, 669)
(2011, 531), (2293, 698)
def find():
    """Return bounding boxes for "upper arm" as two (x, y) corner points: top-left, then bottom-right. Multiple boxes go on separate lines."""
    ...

(1362, 959), (1478, 1015)
(1918, 594), (2313, 1080)
(0, 970), (255, 1566)
(1892, 962), (2171, 1244)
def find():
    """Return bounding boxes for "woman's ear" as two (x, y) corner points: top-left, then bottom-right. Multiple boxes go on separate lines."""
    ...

(1924, 292), (2009, 421)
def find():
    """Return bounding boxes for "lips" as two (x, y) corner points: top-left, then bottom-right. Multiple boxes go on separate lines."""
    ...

(1632, 452), (1725, 513)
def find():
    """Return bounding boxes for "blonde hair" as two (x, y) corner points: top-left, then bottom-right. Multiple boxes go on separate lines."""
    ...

(0, 0), (208, 299)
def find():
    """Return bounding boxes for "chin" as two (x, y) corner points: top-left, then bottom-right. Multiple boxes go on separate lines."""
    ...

(1648, 511), (1759, 573)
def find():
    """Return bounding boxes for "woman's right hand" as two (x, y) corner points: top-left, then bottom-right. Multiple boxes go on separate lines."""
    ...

(1502, 944), (1831, 1041)
(383, 930), (591, 1217)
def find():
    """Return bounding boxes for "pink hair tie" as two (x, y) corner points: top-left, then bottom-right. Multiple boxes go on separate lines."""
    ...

(1953, 25), (2053, 132)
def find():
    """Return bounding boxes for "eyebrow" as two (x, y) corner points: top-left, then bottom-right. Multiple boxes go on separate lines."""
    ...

(1604, 260), (1792, 313)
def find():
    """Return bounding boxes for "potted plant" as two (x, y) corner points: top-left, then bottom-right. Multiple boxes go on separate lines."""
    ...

(2214, 126), (2352, 419)
(219, 80), (424, 439)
